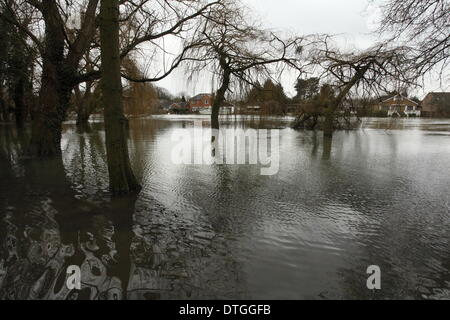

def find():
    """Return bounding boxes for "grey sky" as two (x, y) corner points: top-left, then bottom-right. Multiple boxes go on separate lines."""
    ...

(155, 0), (448, 99)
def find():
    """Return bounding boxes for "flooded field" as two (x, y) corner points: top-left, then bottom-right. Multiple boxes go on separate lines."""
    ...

(1, 116), (450, 300)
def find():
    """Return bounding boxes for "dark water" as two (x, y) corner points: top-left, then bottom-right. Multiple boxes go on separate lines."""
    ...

(1, 116), (450, 300)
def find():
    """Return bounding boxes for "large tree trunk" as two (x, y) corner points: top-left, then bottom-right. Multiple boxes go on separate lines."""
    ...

(28, 0), (99, 157)
(76, 109), (90, 127)
(29, 84), (68, 157)
(323, 109), (334, 138)
(322, 136), (332, 160)
(321, 65), (370, 139)
(29, 0), (67, 157)
(29, 65), (73, 156)
(100, 0), (140, 195)
(75, 85), (92, 127)
(13, 78), (26, 129)
(0, 89), (8, 123)
(211, 68), (231, 130)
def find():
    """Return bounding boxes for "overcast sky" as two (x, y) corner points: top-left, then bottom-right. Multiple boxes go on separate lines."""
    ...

(155, 0), (448, 99)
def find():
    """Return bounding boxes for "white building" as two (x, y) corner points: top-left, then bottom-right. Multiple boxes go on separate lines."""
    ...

(379, 95), (421, 117)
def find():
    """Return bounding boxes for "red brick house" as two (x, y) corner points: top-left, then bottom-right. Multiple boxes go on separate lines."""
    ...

(421, 92), (450, 117)
(189, 94), (213, 110)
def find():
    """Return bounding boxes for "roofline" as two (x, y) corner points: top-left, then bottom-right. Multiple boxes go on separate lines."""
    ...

(191, 93), (213, 98)
(380, 94), (418, 105)
(424, 92), (450, 97)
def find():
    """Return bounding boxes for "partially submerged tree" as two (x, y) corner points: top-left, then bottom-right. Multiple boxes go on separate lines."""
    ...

(1, 0), (100, 156)
(0, 2), (36, 127)
(96, 0), (221, 195)
(2, 0), (223, 195)
(7, 35), (35, 129)
(294, 37), (416, 138)
(1, 0), (221, 157)
(73, 81), (101, 127)
(100, 0), (140, 195)
(72, 51), (102, 127)
(185, 0), (303, 129)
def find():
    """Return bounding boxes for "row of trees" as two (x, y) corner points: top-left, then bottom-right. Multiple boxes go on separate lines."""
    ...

(291, 0), (450, 136)
(0, 0), (224, 194)
(0, 5), (36, 128)
(0, 0), (448, 195)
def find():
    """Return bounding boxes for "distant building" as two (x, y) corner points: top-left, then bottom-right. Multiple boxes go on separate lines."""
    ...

(190, 94), (213, 111)
(246, 106), (262, 112)
(221, 101), (235, 115)
(188, 94), (235, 115)
(169, 101), (190, 114)
(188, 94), (212, 114)
(421, 92), (450, 118)
(378, 95), (421, 117)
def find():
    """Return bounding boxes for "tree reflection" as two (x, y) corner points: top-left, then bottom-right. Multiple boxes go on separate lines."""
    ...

(1, 121), (247, 300)
(0, 125), (136, 300)
(322, 136), (332, 160)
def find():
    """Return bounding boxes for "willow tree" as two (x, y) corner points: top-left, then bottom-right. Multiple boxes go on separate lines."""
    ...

(377, 0), (450, 77)
(185, 0), (303, 130)
(121, 58), (159, 116)
(1, 0), (220, 158)
(95, 0), (221, 194)
(96, 1), (221, 194)
(295, 37), (416, 138)
(2, 0), (222, 195)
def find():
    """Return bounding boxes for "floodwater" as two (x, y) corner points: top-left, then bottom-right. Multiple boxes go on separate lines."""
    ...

(1, 116), (450, 300)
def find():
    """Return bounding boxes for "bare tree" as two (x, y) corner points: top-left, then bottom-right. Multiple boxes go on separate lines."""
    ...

(1, 0), (221, 158)
(2, 0), (224, 195)
(72, 49), (103, 128)
(185, 0), (304, 130)
(377, 0), (450, 78)
(73, 82), (100, 127)
(100, 0), (140, 195)
(96, 0), (221, 195)
(1, 0), (99, 156)
(295, 37), (416, 138)
(76, 0), (223, 84)
(0, 1), (36, 127)
(98, 0), (221, 194)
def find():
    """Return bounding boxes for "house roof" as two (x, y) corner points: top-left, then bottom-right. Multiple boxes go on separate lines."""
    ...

(422, 92), (450, 105)
(190, 93), (212, 101)
(170, 102), (190, 108)
(380, 94), (418, 106)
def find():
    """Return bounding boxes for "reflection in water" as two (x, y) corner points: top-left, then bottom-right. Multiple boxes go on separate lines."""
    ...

(322, 136), (332, 160)
(1, 117), (450, 299)
(0, 128), (135, 300)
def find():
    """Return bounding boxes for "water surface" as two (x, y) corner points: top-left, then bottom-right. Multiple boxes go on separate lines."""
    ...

(1, 117), (450, 300)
